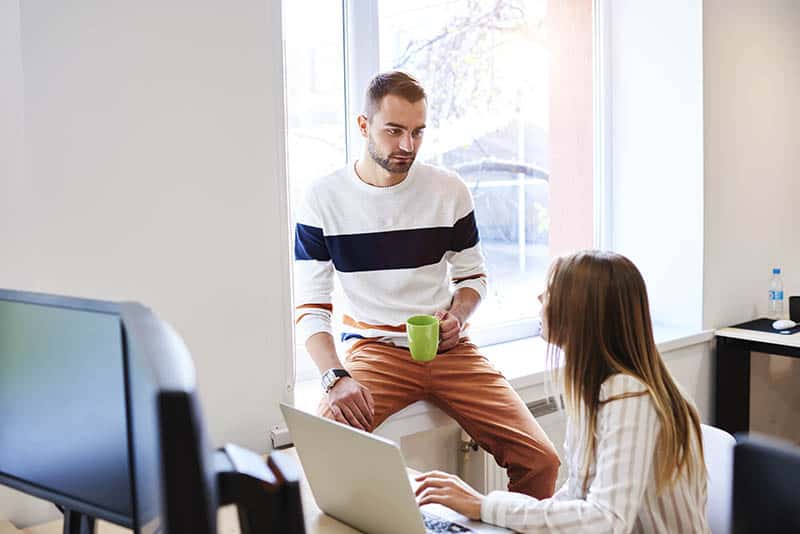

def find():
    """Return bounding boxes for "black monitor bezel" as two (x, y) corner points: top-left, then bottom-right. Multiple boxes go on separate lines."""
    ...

(0, 288), (138, 531)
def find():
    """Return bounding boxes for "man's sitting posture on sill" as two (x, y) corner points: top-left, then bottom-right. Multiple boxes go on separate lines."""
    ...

(293, 71), (560, 499)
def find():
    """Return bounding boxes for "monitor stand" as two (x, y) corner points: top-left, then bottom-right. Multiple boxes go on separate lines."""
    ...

(215, 445), (305, 534)
(62, 509), (95, 534)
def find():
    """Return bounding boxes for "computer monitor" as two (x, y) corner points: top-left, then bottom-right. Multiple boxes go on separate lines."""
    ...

(120, 301), (306, 534)
(118, 300), (217, 534)
(0, 290), (146, 532)
(733, 434), (800, 533)
(0, 288), (303, 534)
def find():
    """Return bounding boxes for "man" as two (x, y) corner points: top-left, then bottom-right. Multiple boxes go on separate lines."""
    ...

(293, 71), (559, 499)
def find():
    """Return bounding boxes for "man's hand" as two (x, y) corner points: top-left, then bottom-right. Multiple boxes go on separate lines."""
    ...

(434, 310), (462, 352)
(415, 471), (485, 520)
(326, 377), (375, 431)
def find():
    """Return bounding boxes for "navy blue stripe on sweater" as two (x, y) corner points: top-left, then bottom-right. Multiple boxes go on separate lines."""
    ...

(294, 211), (480, 272)
(452, 211), (480, 251)
(295, 223), (330, 261)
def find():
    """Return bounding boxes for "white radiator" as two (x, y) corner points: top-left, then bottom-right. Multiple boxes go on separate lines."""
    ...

(461, 395), (567, 494)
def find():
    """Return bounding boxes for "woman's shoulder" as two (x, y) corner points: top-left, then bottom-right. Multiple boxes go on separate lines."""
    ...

(599, 373), (650, 401)
(598, 375), (660, 433)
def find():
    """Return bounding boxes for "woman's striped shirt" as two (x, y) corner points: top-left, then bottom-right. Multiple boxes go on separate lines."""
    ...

(481, 374), (710, 533)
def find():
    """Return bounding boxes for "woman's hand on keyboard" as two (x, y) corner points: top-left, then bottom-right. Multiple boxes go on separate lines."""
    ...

(415, 470), (484, 520)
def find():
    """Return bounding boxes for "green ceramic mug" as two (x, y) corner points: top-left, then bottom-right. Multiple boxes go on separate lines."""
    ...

(406, 315), (440, 362)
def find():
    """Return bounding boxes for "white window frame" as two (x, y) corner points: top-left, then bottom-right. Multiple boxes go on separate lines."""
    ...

(343, 0), (379, 161)
(593, 0), (612, 251)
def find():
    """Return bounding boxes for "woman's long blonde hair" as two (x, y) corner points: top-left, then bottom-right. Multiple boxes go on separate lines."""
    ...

(543, 250), (704, 494)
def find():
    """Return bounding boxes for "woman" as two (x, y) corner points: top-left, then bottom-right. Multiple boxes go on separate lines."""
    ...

(416, 251), (709, 533)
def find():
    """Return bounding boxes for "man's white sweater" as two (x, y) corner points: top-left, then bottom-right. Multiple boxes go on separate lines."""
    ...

(294, 161), (488, 347)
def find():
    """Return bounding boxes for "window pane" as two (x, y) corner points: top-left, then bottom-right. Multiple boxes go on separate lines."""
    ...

(284, 0), (346, 214)
(284, 1), (347, 380)
(378, 0), (551, 326)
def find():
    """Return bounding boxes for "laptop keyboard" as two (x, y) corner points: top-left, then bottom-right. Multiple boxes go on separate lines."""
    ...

(422, 511), (472, 533)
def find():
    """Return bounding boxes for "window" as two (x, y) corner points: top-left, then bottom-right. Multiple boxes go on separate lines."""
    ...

(376, 0), (553, 337)
(284, 0), (594, 380)
(283, 0), (346, 209)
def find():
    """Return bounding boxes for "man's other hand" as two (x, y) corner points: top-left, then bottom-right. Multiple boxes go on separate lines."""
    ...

(434, 310), (462, 352)
(326, 377), (375, 431)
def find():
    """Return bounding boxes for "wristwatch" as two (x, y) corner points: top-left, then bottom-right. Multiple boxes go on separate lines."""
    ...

(321, 368), (351, 393)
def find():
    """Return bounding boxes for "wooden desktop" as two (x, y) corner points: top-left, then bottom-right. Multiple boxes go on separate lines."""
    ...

(15, 450), (361, 534)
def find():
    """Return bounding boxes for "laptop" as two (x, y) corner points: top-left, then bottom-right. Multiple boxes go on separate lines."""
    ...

(281, 403), (512, 534)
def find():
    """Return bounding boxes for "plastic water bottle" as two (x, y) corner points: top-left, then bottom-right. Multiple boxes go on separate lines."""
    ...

(768, 268), (785, 319)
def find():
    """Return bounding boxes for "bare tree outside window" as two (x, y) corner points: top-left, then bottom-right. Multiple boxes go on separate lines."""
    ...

(379, 0), (550, 327)
(390, 0), (541, 129)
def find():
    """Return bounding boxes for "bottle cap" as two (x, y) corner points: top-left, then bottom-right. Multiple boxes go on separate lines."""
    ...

(773, 268), (781, 274)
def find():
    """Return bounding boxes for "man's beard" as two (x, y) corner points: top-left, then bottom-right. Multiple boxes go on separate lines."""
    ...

(368, 138), (416, 174)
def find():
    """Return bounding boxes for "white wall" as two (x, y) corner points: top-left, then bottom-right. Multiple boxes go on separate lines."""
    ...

(663, 341), (713, 421)
(0, 0), (24, 219)
(606, 0), (705, 330)
(703, 0), (800, 328)
(1, 0), (292, 525)
(0, 1), (55, 526)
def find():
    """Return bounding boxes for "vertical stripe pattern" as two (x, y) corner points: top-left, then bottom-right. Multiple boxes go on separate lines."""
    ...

(481, 374), (709, 533)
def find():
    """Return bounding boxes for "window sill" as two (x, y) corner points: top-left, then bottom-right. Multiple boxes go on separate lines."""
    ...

(291, 326), (714, 440)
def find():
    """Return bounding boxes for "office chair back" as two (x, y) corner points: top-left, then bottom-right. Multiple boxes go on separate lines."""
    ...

(733, 434), (800, 533)
(701, 424), (734, 534)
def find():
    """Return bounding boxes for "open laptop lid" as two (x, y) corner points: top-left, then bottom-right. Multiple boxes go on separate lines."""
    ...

(280, 403), (426, 534)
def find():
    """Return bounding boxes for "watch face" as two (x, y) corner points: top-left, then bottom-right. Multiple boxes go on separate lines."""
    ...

(322, 370), (336, 390)
(323, 369), (348, 392)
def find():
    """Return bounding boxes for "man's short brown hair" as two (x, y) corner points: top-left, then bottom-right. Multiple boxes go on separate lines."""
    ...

(364, 71), (427, 120)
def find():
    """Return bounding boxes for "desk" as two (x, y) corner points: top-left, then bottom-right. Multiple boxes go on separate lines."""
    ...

(20, 448), (476, 534)
(20, 449), (464, 534)
(1, 520), (23, 534)
(715, 326), (800, 434)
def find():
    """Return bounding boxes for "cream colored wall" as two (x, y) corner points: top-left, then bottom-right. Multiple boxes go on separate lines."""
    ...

(0, 0), (24, 232)
(0, 0), (55, 526)
(703, 0), (800, 328)
(1, 0), (293, 527)
(5, 0), (293, 450)
(663, 342), (713, 422)
(703, 0), (800, 444)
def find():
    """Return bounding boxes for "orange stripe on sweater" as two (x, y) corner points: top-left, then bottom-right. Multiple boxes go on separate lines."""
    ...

(296, 303), (333, 311)
(342, 314), (407, 333)
(295, 303), (333, 325)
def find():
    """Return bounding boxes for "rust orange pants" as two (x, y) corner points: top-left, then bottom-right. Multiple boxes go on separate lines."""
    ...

(318, 339), (560, 499)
